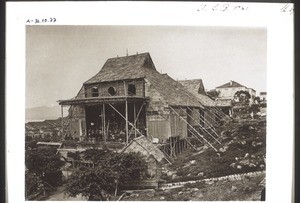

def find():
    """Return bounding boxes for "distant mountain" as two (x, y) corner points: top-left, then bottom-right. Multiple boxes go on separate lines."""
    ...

(26, 106), (68, 122)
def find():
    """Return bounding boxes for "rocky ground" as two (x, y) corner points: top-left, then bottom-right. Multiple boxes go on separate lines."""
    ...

(44, 116), (266, 201)
(121, 116), (266, 201)
(161, 117), (266, 183)
(122, 172), (265, 201)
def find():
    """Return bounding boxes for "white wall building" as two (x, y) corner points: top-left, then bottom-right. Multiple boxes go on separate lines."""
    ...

(215, 80), (256, 104)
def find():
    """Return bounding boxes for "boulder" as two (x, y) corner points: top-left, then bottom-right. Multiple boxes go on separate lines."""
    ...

(237, 165), (242, 169)
(197, 172), (204, 177)
(231, 186), (238, 192)
(191, 188), (200, 192)
(167, 171), (173, 177)
(240, 159), (250, 165)
(190, 160), (196, 164)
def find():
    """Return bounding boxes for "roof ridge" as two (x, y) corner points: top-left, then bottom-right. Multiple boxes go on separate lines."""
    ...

(107, 52), (150, 60)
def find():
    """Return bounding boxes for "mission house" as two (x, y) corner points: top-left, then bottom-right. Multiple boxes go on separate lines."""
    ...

(59, 53), (224, 148)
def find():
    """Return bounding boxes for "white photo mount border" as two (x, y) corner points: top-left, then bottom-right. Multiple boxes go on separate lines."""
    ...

(6, 2), (294, 203)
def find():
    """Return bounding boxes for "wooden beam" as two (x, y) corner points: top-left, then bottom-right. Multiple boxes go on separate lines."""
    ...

(61, 105), (64, 137)
(108, 103), (143, 137)
(125, 99), (129, 144)
(134, 102), (137, 138)
(103, 103), (106, 143)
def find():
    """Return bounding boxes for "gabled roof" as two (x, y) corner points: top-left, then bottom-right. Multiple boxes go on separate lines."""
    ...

(194, 94), (215, 107)
(74, 53), (203, 108)
(179, 79), (215, 107)
(84, 53), (154, 84)
(122, 136), (169, 163)
(148, 73), (203, 107)
(179, 79), (206, 95)
(216, 80), (245, 89)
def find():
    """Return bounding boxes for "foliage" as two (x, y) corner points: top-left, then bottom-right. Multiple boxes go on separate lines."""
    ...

(207, 89), (220, 100)
(82, 148), (112, 164)
(25, 171), (43, 199)
(234, 90), (251, 103)
(25, 146), (65, 187)
(25, 140), (38, 150)
(65, 167), (114, 200)
(67, 151), (81, 160)
(254, 96), (261, 104)
(65, 152), (147, 200)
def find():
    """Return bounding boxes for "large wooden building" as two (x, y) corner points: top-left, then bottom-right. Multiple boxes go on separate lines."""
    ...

(59, 53), (222, 150)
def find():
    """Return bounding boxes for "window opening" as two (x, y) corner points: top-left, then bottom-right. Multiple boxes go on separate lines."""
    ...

(108, 87), (117, 96)
(128, 84), (136, 96)
(92, 87), (99, 97)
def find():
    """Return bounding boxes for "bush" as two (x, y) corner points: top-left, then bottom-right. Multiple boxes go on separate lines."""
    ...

(25, 171), (43, 199)
(65, 152), (147, 199)
(26, 146), (65, 187)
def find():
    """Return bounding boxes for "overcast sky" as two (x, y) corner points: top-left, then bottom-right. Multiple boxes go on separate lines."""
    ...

(26, 25), (267, 109)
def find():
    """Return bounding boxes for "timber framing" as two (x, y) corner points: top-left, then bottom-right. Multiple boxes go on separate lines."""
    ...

(58, 96), (149, 106)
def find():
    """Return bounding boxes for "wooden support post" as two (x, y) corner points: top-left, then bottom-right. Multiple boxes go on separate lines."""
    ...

(61, 105), (64, 138)
(134, 102), (137, 138)
(125, 99), (129, 144)
(103, 103), (106, 143)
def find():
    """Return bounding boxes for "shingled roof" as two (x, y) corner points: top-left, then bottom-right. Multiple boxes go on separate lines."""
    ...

(216, 80), (245, 89)
(149, 73), (203, 107)
(81, 53), (202, 108)
(84, 53), (153, 84)
(122, 136), (168, 163)
(179, 79), (206, 95)
(179, 79), (215, 107)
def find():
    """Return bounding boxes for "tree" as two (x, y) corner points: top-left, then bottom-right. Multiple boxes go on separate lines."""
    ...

(82, 148), (112, 164)
(106, 152), (147, 196)
(206, 89), (220, 100)
(254, 96), (261, 104)
(234, 90), (251, 104)
(25, 146), (65, 187)
(65, 152), (147, 200)
(65, 167), (114, 200)
(25, 171), (43, 199)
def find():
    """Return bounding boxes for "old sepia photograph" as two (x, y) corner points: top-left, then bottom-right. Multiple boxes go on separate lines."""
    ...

(24, 25), (267, 201)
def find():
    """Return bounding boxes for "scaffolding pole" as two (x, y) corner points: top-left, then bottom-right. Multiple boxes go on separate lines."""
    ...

(125, 99), (129, 144)
(209, 107), (224, 120)
(213, 106), (229, 118)
(134, 102), (137, 138)
(102, 103), (106, 142)
(187, 106), (220, 139)
(200, 107), (218, 126)
(212, 106), (227, 119)
(128, 102), (145, 137)
(169, 106), (217, 152)
(108, 103), (144, 139)
(182, 106), (221, 144)
(61, 105), (64, 137)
